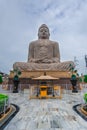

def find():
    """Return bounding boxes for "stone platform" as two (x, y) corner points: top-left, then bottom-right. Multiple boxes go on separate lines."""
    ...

(8, 70), (79, 90)
(9, 70), (71, 78)
(0, 87), (87, 130)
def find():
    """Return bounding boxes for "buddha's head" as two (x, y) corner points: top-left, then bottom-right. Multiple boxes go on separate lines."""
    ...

(38, 24), (50, 39)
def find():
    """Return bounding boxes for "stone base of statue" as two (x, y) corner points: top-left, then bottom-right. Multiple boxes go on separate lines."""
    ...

(70, 79), (78, 93)
(8, 70), (75, 91)
(10, 70), (71, 79)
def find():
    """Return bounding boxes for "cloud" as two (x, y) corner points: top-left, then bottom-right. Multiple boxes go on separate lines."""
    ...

(0, 0), (87, 74)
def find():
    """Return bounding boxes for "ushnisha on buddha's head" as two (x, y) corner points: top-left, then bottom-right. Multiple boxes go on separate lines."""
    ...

(38, 24), (50, 39)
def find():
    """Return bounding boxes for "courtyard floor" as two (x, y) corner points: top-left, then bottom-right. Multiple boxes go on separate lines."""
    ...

(0, 87), (87, 130)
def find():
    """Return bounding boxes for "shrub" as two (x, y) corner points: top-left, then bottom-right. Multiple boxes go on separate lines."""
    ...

(84, 93), (87, 104)
(84, 75), (87, 83)
(0, 94), (9, 114)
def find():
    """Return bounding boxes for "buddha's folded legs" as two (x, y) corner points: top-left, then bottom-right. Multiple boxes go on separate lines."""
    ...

(13, 61), (74, 71)
(50, 61), (74, 71)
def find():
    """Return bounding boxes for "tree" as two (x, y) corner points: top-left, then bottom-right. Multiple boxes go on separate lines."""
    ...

(84, 75), (87, 83)
(84, 93), (87, 104)
(79, 75), (87, 83)
(0, 74), (3, 83)
(83, 93), (87, 111)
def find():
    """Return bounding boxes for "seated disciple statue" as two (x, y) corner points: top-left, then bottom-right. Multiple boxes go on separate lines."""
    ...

(13, 24), (74, 71)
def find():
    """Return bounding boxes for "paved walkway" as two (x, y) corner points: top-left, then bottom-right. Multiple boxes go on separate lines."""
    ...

(0, 87), (87, 130)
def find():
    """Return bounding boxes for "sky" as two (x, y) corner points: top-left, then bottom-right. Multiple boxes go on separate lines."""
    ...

(0, 0), (87, 75)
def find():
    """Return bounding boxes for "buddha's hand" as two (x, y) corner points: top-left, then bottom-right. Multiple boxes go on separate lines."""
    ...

(41, 59), (53, 63)
(29, 58), (43, 63)
(29, 58), (37, 62)
(52, 58), (60, 63)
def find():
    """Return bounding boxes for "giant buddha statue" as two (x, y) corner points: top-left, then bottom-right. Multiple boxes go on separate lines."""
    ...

(13, 24), (74, 71)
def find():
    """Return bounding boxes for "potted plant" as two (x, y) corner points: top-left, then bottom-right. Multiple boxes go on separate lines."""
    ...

(13, 67), (21, 93)
(69, 64), (79, 93)
(84, 75), (87, 83)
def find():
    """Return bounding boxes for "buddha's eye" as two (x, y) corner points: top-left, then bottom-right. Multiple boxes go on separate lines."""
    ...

(40, 28), (48, 33)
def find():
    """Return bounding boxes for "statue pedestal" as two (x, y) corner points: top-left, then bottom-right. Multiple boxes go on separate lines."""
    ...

(8, 70), (73, 90)
(9, 70), (71, 79)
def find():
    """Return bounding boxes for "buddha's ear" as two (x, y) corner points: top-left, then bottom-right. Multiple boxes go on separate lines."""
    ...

(46, 32), (50, 39)
(48, 32), (50, 39)
(38, 32), (40, 39)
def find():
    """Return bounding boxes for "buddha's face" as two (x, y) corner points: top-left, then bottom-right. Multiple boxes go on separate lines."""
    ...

(38, 25), (50, 39)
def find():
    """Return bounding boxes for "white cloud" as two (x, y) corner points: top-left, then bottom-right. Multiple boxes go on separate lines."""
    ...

(0, 0), (87, 74)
